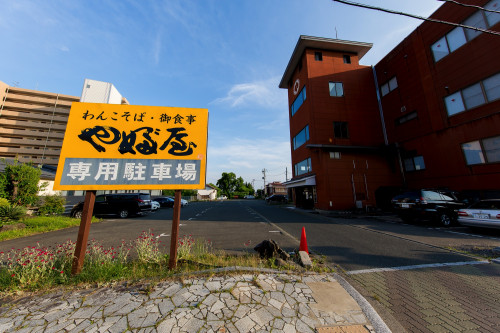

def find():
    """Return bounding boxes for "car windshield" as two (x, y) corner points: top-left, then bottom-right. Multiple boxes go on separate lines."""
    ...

(139, 194), (150, 201)
(395, 192), (419, 200)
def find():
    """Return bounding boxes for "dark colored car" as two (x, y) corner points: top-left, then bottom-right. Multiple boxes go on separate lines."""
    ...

(153, 197), (175, 208)
(266, 194), (288, 203)
(71, 193), (152, 219)
(391, 189), (465, 226)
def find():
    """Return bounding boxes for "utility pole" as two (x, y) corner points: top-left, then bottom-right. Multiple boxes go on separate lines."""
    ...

(262, 169), (266, 196)
(285, 167), (288, 181)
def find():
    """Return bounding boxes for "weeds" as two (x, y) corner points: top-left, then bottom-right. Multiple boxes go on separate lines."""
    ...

(135, 231), (162, 264)
(0, 231), (333, 294)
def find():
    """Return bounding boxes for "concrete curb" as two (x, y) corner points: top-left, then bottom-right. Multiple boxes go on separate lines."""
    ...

(334, 273), (392, 333)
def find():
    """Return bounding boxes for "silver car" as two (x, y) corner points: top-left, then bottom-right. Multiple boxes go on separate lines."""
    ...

(458, 199), (500, 229)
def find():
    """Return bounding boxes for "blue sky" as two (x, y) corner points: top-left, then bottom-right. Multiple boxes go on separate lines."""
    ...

(0, 0), (443, 189)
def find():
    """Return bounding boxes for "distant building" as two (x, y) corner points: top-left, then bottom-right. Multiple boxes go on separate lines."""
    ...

(197, 184), (218, 201)
(265, 181), (287, 197)
(280, 0), (500, 210)
(0, 81), (79, 167)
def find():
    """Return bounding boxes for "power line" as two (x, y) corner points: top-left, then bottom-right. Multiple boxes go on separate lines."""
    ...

(332, 0), (500, 37)
(437, 0), (500, 14)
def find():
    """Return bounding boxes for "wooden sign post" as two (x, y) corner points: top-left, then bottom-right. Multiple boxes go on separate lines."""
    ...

(168, 190), (182, 269)
(71, 191), (96, 274)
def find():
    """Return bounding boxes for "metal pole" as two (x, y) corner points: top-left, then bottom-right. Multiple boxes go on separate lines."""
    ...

(71, 190), (96, 275)
(169, 190), (182, 269)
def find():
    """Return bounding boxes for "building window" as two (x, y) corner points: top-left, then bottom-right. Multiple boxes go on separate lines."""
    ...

(462, 136), (500, 165)
(444, 91), (466, 116)
(380, 76), (398, 97)
(484, 72), (500, 101)
(293, 125), (309, 150)
(431, 36), (449, 62)
(315, 52), (323, 61)
(485, 0), (500, 26)
(330, 152), (341, 159)
(432, 0), (500, 62)
(294, 158), (312, 176)
(343, 55), (351, 64)
(446, 27), (467, 52)
(463, 10), (487, 41)
(462, 83), (485, 109)
(291, 86), (306, 116)
(329, 82), (344, 97)
(333, 121), (349, 139)
(445, 72), (500, 116)
(396, 111), (418, 125)
(483, 136), (500, 163)
(404, 156), (426, 172)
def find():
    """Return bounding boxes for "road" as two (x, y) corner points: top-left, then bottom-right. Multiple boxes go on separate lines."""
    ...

(2, 199), (500, 332)
(2, 200), (499, 269)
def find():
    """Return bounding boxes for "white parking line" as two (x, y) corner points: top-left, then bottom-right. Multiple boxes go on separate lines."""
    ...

(444, 230), (500, 241)
(346, 260), (490, 275)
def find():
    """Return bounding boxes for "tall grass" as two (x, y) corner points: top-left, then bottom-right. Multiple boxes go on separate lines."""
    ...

(0, 232), (332, 294)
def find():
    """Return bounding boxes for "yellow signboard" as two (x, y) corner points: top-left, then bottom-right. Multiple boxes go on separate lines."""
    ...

(54, 103), (208, 190)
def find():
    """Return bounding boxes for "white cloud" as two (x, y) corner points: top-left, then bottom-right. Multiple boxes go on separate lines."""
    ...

(152, 30), (162, 65)
(206, 137), (291, 186)
(59, 45), (69, 52)
(211, 76), (286, 109)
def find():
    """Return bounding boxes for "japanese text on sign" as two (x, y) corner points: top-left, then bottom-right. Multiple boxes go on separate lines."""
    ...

(53, 103), (208, 190)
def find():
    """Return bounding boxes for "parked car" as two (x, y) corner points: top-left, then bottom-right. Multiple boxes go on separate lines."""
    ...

(217, 195), (228, 200)
(266, 194), (288, 203)
(151, 200), (160, 211)
(391, 189), (465, 226)
(71, 193), (152, 219)
(244, 195), (255, 199)
(458, 199), (500, 229)
(154, 197), (175, 208)
(167, 196), (188, 206)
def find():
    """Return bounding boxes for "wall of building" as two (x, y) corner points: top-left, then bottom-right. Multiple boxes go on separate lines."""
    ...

(374, 0), (500, 193)
(0, 82), (79, 166)
(286, 45), (402, 210)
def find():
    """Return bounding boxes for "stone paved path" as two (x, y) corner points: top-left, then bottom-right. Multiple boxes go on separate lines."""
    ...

(0, 272), (375, 333)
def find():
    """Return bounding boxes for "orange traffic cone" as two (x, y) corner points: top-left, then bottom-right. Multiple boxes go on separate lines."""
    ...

(299, 227), (308, 254)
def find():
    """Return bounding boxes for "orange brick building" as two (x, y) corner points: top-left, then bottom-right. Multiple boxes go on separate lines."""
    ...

(281, 0), (500, 210)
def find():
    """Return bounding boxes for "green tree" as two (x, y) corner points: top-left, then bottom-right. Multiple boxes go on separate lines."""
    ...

(0, 172), (7, 200)
(216, 172), (237, 198)
(244, 182), (255, 195)
(216, 173), (255, 198)
(1, 160), (42, 206)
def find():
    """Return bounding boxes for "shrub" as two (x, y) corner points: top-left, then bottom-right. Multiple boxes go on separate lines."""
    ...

(38, 195), (66, 215)
(0, 205), (27, 223)
(0, 172), (7, 200)
(1, 160), (42, 206)
(0, 198), (9, 208)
